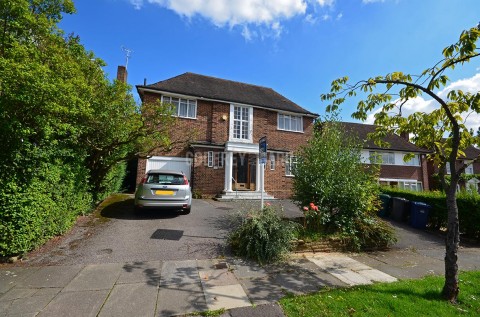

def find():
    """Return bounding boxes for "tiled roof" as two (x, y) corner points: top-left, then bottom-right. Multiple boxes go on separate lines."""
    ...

(137, 72), (317, 116)
(463, 145), (480, 160)
(340, 122), (430, 153)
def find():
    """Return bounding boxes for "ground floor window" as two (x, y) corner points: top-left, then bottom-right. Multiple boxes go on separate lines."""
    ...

(285, 155), (297, 176)
(380, 179), (423, 192)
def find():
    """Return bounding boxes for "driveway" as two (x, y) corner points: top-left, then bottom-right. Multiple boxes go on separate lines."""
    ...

(19, 196), (240, 266)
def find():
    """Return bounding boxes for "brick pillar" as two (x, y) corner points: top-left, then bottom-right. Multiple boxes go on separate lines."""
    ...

(421, 155), (430, 190)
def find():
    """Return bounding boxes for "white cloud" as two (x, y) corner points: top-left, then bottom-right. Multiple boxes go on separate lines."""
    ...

(304, 14), (317, 24)
(140, 0), (307, 26)
(129, 0), (341, 39)
(362, 0), (385, 3)
(365, 73), (480, 132)
(315, 0), (335, 6)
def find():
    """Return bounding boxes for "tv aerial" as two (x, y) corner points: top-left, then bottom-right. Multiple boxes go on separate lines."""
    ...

(121, 46), (133, 70)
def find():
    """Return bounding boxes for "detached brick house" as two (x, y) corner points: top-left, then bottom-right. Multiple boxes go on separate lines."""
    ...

(136, 72), (318, 199)
(342, 122), (431, 191)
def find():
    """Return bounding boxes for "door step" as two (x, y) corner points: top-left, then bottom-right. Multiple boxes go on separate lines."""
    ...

(215, 191), (275, 201)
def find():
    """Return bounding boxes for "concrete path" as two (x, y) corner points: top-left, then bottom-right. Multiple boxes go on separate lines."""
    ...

(0, 253), (395, 317)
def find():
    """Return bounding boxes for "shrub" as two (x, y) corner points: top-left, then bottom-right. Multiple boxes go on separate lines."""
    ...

(293, 119), (389, 250)
(228, 205), (299, 264)
(380, 187), (480, 240)
(0, 162), (92, 257)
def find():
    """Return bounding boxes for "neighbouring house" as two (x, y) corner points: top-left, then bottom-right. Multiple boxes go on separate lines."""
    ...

(428, 144), (480, 192)
(136, 72), (318, 199)
(341, 122), (431, 191)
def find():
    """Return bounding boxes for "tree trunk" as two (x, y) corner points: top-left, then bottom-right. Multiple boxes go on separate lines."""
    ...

(442, 187), (460, 302)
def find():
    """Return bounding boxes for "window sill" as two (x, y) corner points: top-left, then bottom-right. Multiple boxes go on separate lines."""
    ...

(175, 116), (197, 120)
(277, 128), (304, 133)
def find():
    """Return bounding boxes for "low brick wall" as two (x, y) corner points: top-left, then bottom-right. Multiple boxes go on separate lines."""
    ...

(291, 238), (346, 253)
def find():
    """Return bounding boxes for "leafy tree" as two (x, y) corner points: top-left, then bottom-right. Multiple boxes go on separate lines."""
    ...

(0, 0), (174, 255)
(321, 25), (480, 302)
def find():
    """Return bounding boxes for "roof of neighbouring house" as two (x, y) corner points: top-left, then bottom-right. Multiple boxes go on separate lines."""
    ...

(137, 72), (317, 116)
(340, 122), (430, 153)
(463, 145), (480, 160)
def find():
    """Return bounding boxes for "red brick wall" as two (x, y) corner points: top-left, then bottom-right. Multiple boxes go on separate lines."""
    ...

(379, 165), (423, 181)
(191, 148), (225, 197)
(264, 156), (295, 199)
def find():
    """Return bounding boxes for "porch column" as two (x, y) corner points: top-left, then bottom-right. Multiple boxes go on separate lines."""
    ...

(225, 151), (233, 192)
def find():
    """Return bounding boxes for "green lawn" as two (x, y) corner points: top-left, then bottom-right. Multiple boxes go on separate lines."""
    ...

(280, 271), (480, 317)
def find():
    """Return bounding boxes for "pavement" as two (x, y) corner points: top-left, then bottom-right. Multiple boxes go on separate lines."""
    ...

(1, 215), (480, 316)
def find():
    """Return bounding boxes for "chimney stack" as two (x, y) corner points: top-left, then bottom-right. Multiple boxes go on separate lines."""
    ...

(116, 65), (127, 83)
(400, 131), (409, 142)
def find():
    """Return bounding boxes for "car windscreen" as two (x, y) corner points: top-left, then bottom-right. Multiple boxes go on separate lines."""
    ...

(146, 173), (184, 185)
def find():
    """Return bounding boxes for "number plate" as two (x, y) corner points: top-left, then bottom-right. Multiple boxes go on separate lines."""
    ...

(155, 190), (175, 195)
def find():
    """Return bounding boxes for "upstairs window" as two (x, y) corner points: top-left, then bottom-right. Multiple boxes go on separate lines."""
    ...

(405, 154), (420, 166)
(162, 95), (196, 119)
(230, 105), (252, 142)
(369, 151), (395, 165)
(278, 114), (303, 132)
(465, 161), (474, 174)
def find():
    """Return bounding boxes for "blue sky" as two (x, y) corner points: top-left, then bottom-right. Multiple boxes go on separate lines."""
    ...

(60, 0), (480, 126)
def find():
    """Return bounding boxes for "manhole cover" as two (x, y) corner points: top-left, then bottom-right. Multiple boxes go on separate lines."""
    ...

(151, 229), (184, 240)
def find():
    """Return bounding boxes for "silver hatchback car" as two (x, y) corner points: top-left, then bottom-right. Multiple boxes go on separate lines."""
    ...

(134, 170), (192, 214)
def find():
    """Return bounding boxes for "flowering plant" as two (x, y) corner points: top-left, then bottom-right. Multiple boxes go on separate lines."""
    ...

(302, 202), (322, 230)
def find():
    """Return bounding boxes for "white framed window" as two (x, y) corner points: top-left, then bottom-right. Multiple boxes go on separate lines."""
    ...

(270, 153), (275, 170)
(215, 152), (224, 168)
(405, 154), (420, 166)
(285, 155), (297, 176)
(278, 114), (303, 132)
(162, 95), (197, 119)
(398, 181), (423, 192)
(230, 105), (252, 142)
(465, 161), (474, 174)
(207, 151), (213, 167)
(369, 151), (395, 165)
(446, 163), (451, 175)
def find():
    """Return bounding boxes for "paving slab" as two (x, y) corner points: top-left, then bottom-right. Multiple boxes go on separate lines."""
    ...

(15, 265), (82, 289)
(118, 261), (162, 286)
(286, 257), (349, 287)
(229, 258), (268, 279)
(0, 267), (39, 294)
(160, 260), (200, 286)
(196, 259), (223, 270)
(199, 269), (239, 287)
(229, 303), (286, 317)
(34, 287), (62, 297)
(352, 251), (445, 279)
(0, 288), (37, 302)
(4, 293), (56, 316)
(63, 263), (122, 292)
(98, 283), (157, 317)
(355, 268), (398, 283)
(239, 277), (285, 305)
(268, 271), (326, 294)
(156, 282), (207, 317)
(37, 290), (109, 317)
(324, 268), (373, 286)
(203, 284), (251, 311)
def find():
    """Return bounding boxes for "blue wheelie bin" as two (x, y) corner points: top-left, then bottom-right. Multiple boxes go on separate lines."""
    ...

(410, 202), (431, 229)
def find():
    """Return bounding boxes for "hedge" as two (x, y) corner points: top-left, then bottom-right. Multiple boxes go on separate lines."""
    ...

(380, 187), (480, 240)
